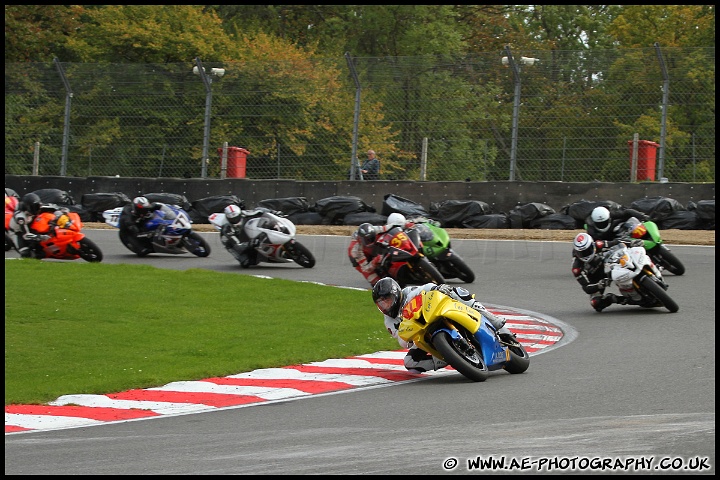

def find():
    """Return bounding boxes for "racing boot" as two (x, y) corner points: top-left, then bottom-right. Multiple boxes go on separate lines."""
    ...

(591, 293), (624, 312)
(404, 346), (448, 373)
(232, 242), (251, 267)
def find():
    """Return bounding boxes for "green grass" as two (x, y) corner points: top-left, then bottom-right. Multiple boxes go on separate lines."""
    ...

(4, 260), (397, 405)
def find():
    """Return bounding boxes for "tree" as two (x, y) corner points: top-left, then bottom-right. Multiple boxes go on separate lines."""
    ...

(64, 5), (234, 63)
(609, 5), (715, 48)
(4, 5), (85, 62)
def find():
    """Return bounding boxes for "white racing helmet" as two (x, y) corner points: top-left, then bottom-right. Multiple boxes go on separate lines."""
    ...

(591, 206), (611, 233)
(573, 232), (596, 263)
(224, 204), (243, 225)
(386, 212), (406, 229)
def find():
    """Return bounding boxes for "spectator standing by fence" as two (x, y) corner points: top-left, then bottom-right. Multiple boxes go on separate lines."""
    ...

(361, 150), (380, 180)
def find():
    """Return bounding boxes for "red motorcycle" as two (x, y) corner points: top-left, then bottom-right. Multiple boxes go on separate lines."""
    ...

(22, 210), (104, 262)
(374, 226), (445, 287)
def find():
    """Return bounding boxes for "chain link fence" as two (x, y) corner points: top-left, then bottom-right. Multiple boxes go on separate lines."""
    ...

(5, 46), (714, 183)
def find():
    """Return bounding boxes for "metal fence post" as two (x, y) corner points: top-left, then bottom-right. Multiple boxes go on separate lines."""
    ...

(194, 58), (213, 179)
(655, 42), (669, 179)
(504, 46), (521, 182)
(54, 58), (73, 176)
(345, 52), (362, 181)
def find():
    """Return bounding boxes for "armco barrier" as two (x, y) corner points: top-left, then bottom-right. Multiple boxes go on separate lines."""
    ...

(4, 175), (714, 217)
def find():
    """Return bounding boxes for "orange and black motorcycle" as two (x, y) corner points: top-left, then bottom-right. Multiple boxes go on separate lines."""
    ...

(10, 209), (104, 262)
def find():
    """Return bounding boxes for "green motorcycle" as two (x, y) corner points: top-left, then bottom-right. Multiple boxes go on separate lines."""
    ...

(613, 217), (686, 276)
(407, 219), (476, 283)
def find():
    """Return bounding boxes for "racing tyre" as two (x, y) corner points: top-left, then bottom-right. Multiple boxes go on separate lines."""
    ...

(433, 329), (489, 382)
(185, 232), (211, 257)
(413, 257), (446, 285)
(654, 245), (685, 276)
(640, 276), (679, 313)
(286, 240), (315, 268)
(444, 253), (475, 283)
(77, 237), (103, 262)
(502, 338), (530, 374)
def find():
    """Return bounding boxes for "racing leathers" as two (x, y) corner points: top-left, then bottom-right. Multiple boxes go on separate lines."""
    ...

(347, 224), (393, 286)
(219, 208), (268, 267)
(11, 203), (56, 258)
(572, 238), (641, 311)
(118, 202), (163, 255)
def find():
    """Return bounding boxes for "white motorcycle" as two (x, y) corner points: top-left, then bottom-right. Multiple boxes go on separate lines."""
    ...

(603, 242), (678, 313)
(208, 207), (316, 268)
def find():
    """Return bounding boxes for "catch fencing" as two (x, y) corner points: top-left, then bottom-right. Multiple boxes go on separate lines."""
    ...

(4, 45), (715, 183)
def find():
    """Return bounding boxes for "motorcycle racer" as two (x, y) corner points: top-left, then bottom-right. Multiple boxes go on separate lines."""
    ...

(219, 204), (265, 267)
(347, 222), (392, 286)
(10, 193), (53, 258)
(585, 206), (649, 241)
(371, 277), (515, 373)
(118, 196), (163, 256)
(571, 232), (643, 312)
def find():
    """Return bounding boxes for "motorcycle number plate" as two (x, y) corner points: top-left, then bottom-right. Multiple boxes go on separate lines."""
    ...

(401, 294), (423, 321)
(389, 231), (409, 248)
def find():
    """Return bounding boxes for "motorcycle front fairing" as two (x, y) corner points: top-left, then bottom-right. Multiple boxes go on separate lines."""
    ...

(414, 222), (450, 258)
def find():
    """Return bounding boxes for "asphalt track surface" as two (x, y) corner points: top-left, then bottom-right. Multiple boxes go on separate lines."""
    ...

(5, 230), (716, 475)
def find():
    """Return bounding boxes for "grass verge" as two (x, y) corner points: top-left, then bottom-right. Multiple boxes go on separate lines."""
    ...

(5, 259), (395, 405)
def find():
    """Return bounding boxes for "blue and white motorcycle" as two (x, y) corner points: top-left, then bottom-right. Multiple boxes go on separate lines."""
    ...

(103, 204), (211, 257)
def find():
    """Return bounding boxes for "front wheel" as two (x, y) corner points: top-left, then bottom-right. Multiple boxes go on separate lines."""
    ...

(653, 245), (685, 276)
(640, 276), (679, 313)
(77, 237), (103, 262)
(185, 231), (211, 257)
(286, 241), (315, 268)
(433, 330), (489, 382)
(502, 338), (530, 374)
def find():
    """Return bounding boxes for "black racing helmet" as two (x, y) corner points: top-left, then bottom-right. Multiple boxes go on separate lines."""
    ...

(357, 222), (377, 247)
(372, 277), (404, 318)
(20, 192), (42, 216)
(132, 196), (155, 218)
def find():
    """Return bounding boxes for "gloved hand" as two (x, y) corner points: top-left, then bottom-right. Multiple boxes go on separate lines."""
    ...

(433, 283), (453, 296)
(631, 239), (644, 248)
(596, 278), (610, 289)
(54, 214), (71, 229)
(371, 254), (386, 268)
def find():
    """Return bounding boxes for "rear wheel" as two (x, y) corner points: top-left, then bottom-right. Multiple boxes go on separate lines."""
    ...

(77, 237), (103, 262)
(640, 276), (679, 313)
(412, 257), (445, 285)
(185, 231), (211, 257)
(442, 253), (475, 283)
(286, 241), (315, 268)
(433, 330), (489, 382)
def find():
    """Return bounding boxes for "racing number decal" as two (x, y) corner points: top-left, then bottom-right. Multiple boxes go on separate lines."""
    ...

(390, 231), (409, 248)
(401, 294), (423, 320)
